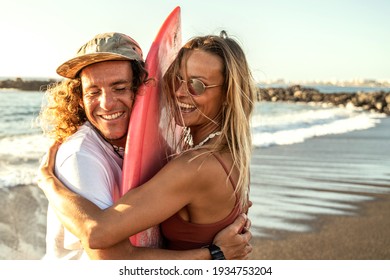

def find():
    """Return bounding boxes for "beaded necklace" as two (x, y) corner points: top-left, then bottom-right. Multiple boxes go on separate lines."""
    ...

(193, 131), (222, 149)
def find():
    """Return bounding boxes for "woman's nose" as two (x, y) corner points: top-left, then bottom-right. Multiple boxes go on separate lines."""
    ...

(175, 80), (188, 97)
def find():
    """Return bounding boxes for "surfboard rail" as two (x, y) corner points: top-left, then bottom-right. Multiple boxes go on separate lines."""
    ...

(120, 6), (182, 247)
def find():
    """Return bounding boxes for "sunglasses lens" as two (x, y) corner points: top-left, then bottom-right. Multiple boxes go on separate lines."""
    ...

(175, 76), (208, 96)
(188, 79), (206, 96)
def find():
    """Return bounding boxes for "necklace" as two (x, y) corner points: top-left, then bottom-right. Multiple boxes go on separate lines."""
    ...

(112, 145), (125, 159)
(193, 131), (222, 149)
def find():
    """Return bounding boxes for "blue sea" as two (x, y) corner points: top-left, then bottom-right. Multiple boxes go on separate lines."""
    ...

(0, 86), (387, 190)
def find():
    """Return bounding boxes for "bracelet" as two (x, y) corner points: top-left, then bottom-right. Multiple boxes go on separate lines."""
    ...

(206, 244), (226, 260)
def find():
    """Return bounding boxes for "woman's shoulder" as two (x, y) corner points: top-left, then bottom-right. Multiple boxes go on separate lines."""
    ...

(173, 149), (216, 164)
(169, 149), (232, 177)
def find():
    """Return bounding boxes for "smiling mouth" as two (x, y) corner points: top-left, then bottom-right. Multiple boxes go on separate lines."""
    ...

(177, 101), (196, 112)
(100, 111), (124, 120)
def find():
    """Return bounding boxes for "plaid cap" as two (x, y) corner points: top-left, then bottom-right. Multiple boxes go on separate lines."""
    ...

(56, 32), (144, 78)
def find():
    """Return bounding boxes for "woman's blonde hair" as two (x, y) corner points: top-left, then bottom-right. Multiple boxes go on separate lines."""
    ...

(38, 60), (148, 143)
(162, 31), (256, 207)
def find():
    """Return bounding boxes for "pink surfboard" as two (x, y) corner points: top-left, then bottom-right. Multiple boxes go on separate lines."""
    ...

(120, 7), (181, 247)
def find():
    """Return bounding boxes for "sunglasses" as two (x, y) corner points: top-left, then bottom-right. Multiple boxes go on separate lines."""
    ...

(175, 76), (222, 96)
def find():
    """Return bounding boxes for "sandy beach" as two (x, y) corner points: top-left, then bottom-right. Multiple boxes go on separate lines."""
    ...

(0, 118), (389, 260)
(251, 192), (390, 259)
(0, 184), (47, 259)
(249, 117), (390, 260)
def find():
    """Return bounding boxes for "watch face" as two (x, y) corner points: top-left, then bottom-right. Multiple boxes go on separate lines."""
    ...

(209, 244), (226, 260)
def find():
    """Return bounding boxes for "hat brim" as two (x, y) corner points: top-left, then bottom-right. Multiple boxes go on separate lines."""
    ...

(56, 52), (139, 79)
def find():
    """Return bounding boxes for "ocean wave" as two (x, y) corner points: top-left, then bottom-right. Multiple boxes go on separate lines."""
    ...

(0, 134), (50, 188)
(251, 102), (384, 148)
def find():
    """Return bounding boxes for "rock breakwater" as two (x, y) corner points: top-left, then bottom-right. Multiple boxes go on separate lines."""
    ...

(257, 85), (390, 115)
(0, 78), (57, 91)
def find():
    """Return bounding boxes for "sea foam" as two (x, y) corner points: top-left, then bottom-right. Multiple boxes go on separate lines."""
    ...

(251, 102), (384, 148)
(0, 134), (50, 188)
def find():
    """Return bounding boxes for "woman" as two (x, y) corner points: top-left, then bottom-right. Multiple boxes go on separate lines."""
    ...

(38, 31), (255, 256)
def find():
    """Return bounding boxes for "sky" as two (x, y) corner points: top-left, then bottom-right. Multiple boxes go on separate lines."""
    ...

(1, 0), (389, 83)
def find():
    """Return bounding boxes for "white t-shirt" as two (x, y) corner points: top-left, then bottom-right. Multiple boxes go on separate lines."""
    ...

(43, 122), (122, 259)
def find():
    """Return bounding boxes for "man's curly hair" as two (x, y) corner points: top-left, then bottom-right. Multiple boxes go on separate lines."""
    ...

(39, 60), (147, 143)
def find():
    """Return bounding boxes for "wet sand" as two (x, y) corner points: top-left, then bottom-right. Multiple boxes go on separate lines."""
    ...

(251, 193), (390, 259)
(249, 117), (390, 259)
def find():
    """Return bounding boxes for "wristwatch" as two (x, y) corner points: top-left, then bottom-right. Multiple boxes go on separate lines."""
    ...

(207, 244), (226, 260)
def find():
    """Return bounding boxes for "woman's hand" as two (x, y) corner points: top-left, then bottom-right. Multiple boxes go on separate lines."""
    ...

(36, 141), (61, 191)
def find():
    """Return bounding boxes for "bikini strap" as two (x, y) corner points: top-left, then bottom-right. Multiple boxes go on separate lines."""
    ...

(211, 153), (236, 191)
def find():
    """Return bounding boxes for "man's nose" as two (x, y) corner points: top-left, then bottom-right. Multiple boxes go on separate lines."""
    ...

(99, 90), (116, 110)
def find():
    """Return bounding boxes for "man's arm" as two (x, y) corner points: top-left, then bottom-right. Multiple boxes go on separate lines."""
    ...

(214, 214), (252, 260)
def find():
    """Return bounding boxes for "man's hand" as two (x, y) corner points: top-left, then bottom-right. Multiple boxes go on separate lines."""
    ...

(213, 213), (252, 260)
(36, 141), (60, 190)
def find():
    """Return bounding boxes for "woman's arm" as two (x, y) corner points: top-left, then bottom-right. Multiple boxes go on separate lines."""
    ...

(38, 143), (252, 259)
(83, 213), (252, 260)
(38, 143), (207, 249)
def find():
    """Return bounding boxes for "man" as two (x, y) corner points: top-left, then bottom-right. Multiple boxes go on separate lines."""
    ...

(39, 32), (251, 259)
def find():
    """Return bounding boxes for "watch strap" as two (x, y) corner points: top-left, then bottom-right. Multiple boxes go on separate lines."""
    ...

(207, 244), (226, 260)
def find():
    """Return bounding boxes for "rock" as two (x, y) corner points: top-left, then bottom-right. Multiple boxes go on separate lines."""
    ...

(257, 86), (390, 115)
(385, 94), (390, 104)
(0, 78), (57, 91)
